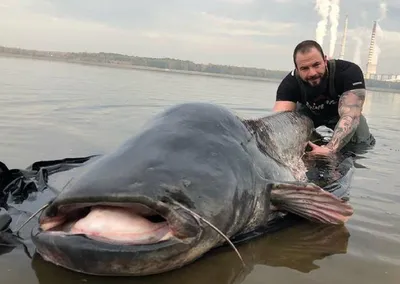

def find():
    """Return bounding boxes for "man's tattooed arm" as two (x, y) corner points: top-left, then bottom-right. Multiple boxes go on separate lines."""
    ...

(326, 88), (366, 152)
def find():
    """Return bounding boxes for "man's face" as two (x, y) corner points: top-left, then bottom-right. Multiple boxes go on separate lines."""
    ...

(295, 47), (327, 87)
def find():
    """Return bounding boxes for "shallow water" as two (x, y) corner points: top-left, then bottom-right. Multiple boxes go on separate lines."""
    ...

(0, 56), (399, 284)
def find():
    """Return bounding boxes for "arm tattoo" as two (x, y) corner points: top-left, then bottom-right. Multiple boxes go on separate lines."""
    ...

(326, 88), (366, 151)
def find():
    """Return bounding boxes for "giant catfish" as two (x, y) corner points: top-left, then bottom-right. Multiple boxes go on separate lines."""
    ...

(31, 102), (353, 276)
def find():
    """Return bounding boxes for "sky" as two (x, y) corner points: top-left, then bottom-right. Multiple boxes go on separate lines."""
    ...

(0, 0), (399, 73)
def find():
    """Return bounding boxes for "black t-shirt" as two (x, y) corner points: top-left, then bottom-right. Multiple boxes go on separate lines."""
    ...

(276, 59), (365, 120)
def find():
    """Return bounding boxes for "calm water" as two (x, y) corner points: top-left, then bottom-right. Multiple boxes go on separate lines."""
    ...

(0, 56), (399, 284)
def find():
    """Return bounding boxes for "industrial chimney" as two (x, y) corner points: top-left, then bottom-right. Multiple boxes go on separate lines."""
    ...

(339, 15), (348, 60)
(365, 21), (377, 79)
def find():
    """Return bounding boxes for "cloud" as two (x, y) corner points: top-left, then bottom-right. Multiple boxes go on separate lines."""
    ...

(0, 0), (399, 73)
(198, 12), (296, 37)
(216, 0), (255, 4)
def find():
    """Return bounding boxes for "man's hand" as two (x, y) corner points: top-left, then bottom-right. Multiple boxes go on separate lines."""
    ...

(307, 141), (335, 156)
(326, 88), (366, 152)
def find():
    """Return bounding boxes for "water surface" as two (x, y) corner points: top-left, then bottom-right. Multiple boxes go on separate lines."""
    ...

(0, 56), (399, 284)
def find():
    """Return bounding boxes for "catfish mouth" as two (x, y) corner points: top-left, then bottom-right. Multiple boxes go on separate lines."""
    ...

(31, 199), (203, 276)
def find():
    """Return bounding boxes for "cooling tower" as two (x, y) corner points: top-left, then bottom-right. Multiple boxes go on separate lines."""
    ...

(365, 21), (377, 78)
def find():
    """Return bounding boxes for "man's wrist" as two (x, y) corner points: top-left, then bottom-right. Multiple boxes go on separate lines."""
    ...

(323, 143), (336, 152)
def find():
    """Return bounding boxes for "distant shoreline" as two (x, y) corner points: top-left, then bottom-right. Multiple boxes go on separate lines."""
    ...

(1, 46), (399, 94)
(0, 52), (282, 84)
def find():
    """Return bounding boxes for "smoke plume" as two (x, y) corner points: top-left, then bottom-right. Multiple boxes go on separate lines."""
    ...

(372, 45), (381, 65)
(314, 0), (341, 57)
(378, 1), (387, 21)
(375, 22), (384, 38)
(328, 0), (340, 57)
(315, 0), (330, 47)
(352, 36), (363, 66)
(372, 1), (387, 65)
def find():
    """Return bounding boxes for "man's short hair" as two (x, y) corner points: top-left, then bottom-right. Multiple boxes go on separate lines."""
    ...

(293, 40), (325, 67)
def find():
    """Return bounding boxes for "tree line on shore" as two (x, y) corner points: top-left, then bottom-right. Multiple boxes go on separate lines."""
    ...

(1, 45), (399, 91)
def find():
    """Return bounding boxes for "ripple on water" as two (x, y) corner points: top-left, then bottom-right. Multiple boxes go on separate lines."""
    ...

(1, 57), (400, 284)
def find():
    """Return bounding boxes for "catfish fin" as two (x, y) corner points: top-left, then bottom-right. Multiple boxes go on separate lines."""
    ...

(268, 181), (353, 225)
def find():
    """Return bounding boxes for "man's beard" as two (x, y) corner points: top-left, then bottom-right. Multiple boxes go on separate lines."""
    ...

(306, 71), (328, 89)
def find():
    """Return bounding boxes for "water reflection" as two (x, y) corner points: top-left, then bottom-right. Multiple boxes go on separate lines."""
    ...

(30, 222), (349, 284)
